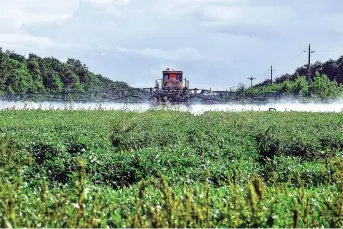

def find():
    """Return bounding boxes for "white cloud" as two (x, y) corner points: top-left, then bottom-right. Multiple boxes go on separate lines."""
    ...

(202, 5), (296, 26)
(116, 46), (205, 61)
(0, 0), (79, 49)
(0, 33), (79, 50)
(0, 0), (78, 27)
(83, 0), (130, 8)
(1, 0), (343, 89)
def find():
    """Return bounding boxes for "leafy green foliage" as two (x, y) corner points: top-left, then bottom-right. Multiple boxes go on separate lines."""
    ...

(246, 55), (343, 100)
(1, 110), (343, 227)
(309, 73), (343, 99)
(254, 56), (343, 87)
(247, 74), (343, 99)
(0, 49), (131, 95)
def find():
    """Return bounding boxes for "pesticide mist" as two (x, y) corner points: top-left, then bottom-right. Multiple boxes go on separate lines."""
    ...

(2, 99), (343, 114)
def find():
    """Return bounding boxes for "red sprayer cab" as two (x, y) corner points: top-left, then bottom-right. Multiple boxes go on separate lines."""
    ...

(159, 68), (189, 89)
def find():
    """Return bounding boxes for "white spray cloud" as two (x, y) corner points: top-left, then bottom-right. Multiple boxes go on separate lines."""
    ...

(1, 100), (343, 115)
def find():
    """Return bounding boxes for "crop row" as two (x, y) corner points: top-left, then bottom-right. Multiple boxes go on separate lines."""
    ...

(1, 110), (343, 227)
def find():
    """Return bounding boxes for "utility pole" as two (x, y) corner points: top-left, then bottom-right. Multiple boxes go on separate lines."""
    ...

(307, 44), (315, 85)
(270, 65), (274, 84)
(247, 76), (256, 87)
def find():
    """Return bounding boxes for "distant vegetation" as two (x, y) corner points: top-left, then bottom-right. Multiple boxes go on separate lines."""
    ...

(0, 48), (131, 96)
(244, 55), (343, 99)
(257, 55), (343, 86)
(2, 47), (343, 101)
(245, 74), (343, 100)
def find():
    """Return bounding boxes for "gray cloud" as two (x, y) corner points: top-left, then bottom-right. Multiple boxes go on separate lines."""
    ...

(1, 0), (343, 90)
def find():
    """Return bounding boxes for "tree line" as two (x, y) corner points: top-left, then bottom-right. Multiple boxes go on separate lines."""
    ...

(240, 55), (343, 99)
(0, 48), (131, 95)
(2, 47), (343, 100)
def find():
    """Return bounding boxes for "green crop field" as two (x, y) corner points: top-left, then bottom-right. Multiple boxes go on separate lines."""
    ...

(1, 110), (343, 227)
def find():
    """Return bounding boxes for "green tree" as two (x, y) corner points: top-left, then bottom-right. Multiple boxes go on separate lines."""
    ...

(309, 74), (342, 99)
(0, 47), (146, 98)
(66, 58), (88, 83)
(290, 76), (308, 96)
(59, 67), (80, 89)
(27, 58), (45, 92)
(42, 70), (63, 91)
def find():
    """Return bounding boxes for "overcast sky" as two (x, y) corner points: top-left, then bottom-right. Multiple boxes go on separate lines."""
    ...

(1, 0), (343, 90)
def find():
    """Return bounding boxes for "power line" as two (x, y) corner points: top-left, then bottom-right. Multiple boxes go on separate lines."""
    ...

(259, 69), (269, 77)
(315, 36), (343, 53)
(329, 36), (343, 43)
(253, 38), (341, 86)
(255, 68), (269, 83)
(266, 48), (309, 83)
(255, 49), (306, 84)
(286, 49), (307, 64)
(270, 48), (307, 68)
(251, 40), (337, 85)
